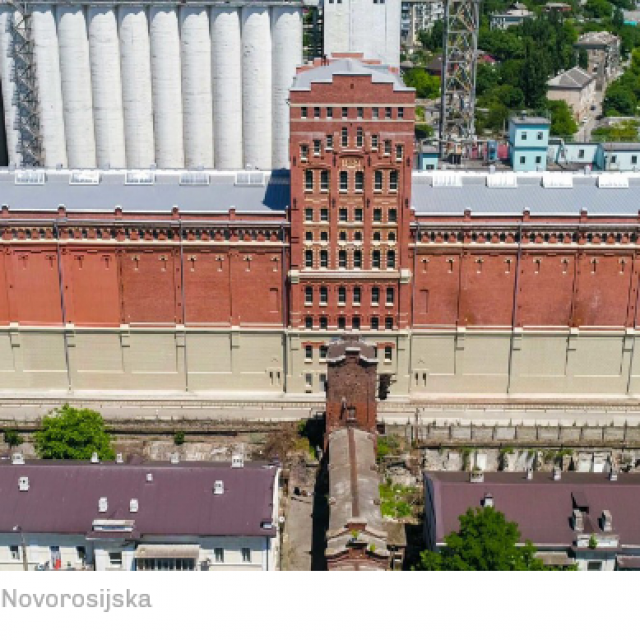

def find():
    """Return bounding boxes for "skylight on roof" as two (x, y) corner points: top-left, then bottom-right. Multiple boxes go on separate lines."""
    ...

(14, 169), (46, 185)
(541, 173), (573, 189)
(235, 171), (265, 187)
(432, 172), (463, 187)
(179, 171), (210, 186)
(125, 170), (155, 185)
(70, 170), (100, 185)
(597, 173), (628, 189)
(486, 173), (517, 188)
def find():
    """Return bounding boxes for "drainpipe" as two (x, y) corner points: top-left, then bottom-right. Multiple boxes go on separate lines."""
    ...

(54, 220), (72, 392)
(506, 223), (523, 395)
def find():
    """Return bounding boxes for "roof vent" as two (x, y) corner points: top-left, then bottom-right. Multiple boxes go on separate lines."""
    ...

(14, 169), (46, 185)
(261, 520), (274, 530)
(90, 452), (99, 464)
(130, 499), (139, 513)
(573, 508), (584, 532)
(179, 171), (210, 186)
(482, 493), (494, 508)
(18, 476), (29, 492)
(486, 173), (517, 188)
(597, 173), (628, 189)
(542, 173), (573, 189)
(213, 480), (224, 495)
(602, 509), (613, 532)
(470, 469), (484, 483)
(609, 467), (618, 481)
(231, 453), (244, 469)
(125, 170), (155, 185)
(432, 172), (463, 188)
(116, 453), (124, 464)
(170, 452), (179, 465)
(98, 497), (108, 513)
(553, 467), (562, 481)
(146, 473), (153, 483)
(526, 467), (533, 480)
(11, 452), (25, 465)
(70, 170), (100, 185)
(235, 171), (266, 186)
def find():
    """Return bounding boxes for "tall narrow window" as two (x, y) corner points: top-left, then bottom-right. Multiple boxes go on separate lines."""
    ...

(320, 286), (328, 304)
(387, 250), (396, 269)
(305, 286), (313, 304)
(338, 317), (346, 329)
(320, 208), (329, 222)
(385, 106), (392, 119)
(305, 316), (313, 329)
(305, 345), (313, 360)
(338, 286), (346, 304)
(354, 208), (363, 222)
(320, 317), (328, 330)
(388, 208), (397, 222)
(355, 171), (364, 192)
(356, 127), (363, 147)
(374, 170), (383, 191)
(305, 250), (313, 268)
(339, 171), (348, 192)
(371, 316), (379, 330)
(384, 346), (392, 362)
(384, 140), (391, 155)
(314, 106), (320, 118)
(314, 139), (321, 155)
(305, 208), (313, 222)
(352, 317), (361, 330)
(354, 250), (362, 269)
(339, 208), (348, 222)
(326, 134), (333, 151)
(396, 145), (403, 160)
(341, 127), (348, 146)
(353, 287), (361, 304)
(385, 317), (393, 330)
(327, 107), (333, 119)
(339, 250), (347, 268)
(372, 250), (381, 268)
(305, 169), (313, 191)
(342, 107), (348, 119)
(357, 106), (363, 119)
(320, 250), (328, 268)
(371, 134), (379, 150)
(301, 144), (308, 161)
(320, 170), (329, 191)
(386, 288), (395, 304)
(372, 107), (379, 119)
(389, 170), (398, 191)
(372, 287), (380, 304)
(373, 208), (382, 222)
(398, 107), (404, 119)
(301, 106), (308, 119)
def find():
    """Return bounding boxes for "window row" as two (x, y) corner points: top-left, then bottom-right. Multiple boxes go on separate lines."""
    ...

(304, 343), (393, 362)
(304, 315), (396, 331)
(304, 230), (397, 243)
(304, 207), (398, 224)
(300, 137), (402, 159)
(299, 104), (403, 121)
(303, 248), (396, 269)
(304, 285), (396, 305)
(303, 169), (399, 193)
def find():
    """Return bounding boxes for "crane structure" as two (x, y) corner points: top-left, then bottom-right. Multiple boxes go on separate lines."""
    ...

(438, 0), (481, 157)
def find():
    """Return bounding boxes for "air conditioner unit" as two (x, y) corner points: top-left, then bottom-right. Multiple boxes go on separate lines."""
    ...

(231, 453), (244, 469)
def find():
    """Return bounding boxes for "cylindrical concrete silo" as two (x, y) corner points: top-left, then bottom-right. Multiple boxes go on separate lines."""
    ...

(87, 6), (126, 168)
(0, 5), (20, 166)
(241, 6), (272, 169)
(149, 6), (184, 168)
(31, 7), (67, 168)
(271, 7), (302, 169)
(56, 5), (96, 168)
(180, 6), (213, 168)
(118, 5), (155, 169)
(211, 7), (243, 170)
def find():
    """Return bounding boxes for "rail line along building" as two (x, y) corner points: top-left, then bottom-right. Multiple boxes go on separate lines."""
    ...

(3, 57), (640, 400)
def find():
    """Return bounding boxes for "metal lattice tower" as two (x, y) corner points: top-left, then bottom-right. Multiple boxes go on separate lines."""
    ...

(439, 0), (480, 156)
(8, 0), (42, 166)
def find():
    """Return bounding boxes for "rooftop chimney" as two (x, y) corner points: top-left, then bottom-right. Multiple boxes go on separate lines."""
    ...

(553, 467), (561, 481)
(146, 473), (153, 483)
(170, 452), (179, 465)
(213, 480), (224, 495)
(470, 469), (484, 483)
(98, 497), (108, 513)
(483, 493), (494, 508)
(231, 453), (244, 469)
(602, 510), (613, 533)
(130, 499), (139, 513)
(11, 452), (25, 465)
(573, 508), (584, 532)
(90, 452), (99, 464)
(116, 453), (124, 465)
(18, 476), (29, 492)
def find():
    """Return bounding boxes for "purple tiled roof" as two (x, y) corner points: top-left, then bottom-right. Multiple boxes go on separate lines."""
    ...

(426, 472), (640, 547)
(0, 460), (277, 538)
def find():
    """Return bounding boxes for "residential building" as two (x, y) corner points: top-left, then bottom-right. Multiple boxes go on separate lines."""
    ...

(547, 67), (596, 121)
(490, 3), (534, 30)
(547, 140), (599, 167)
(0, 454), (280, 571)
(508, 115), (551, 172)
(423, 471), (640, 570)
(594, 142), (640, 171)
(574, 31), (621, 90)
(401, 1), (445, 47)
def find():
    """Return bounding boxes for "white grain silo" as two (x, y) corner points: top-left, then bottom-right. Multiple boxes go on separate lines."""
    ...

(271, 7), (302, 169)
(56, 5), (97, 168)
(88, 6), (126, 168)
(149, 5), (184, 168)
(31, 6), (67, 168)
(211, 7), (243, 170)
(0, 4), (20, 166)
(118, 4), (155, 169)
(241, 6), (272, 170)
(180, 5), (213, 168)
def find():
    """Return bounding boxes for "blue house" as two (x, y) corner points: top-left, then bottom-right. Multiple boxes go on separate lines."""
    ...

(508, 115), (551, 172)
(594, 143), (640, 171)
(417, 143), (439, 170)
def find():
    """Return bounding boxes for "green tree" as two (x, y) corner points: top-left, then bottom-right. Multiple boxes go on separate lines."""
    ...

(578, 48), (589, 70)
(592, 120), (640, 142)
(584, 0), (613, 19)
(402, 68), (440, 99)
(416, 507), (548, 571)
(521, 39), (549, 108)
(3, 429), (24, 449)
(603, 81), (638, 115)
(35, 404), (115, 460)
(548, 100), (578, 137)
(417, 21), (444, 52)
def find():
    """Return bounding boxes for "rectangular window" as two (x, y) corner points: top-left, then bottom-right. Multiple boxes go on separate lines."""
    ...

(398, 107), (404, 119)
(373, 208), (382, 222)
(353, 287), (361, 304)
(372, 287), (380, 304)
(385, 106), (392, 119)
(339, 171), (348, 192)
(305, 345), (313, 361)
(354, 250), (362, 269)
(388, 208), (397, 223)
(374, 170), (383, 191)
(339, 208), (348, 222)
(320, 286), (328, 304)
(385, 317), (393, 330)
(338, 287), (346, 304)
(537, 131), (543, 140)
(384, 346), (392, 362)
(314, 106), (320, 119)
(342, 107), (348, 119)
(354, 208), (363, 222)
(326, 134), (333, 151)
(519, 156), (525, 165)
(587, 561), (602, 571)
(396, 145), (403, 160)
(357, 106), (364, 119)
(535, 156), (542, 164)
(305, 208), (313, 222)
(320, 250), (328, 268)
(109, 552), (123, 567)
(320, 231), (328, 242)
(301, 145), (308, 161)
(612, 155), (618, 163)
(355, 172), (364, 192)
(356, 128), (363, 147)
(372, 250), (381, 269)
(214, 548), (224, 563)
(301, 106), (308, 119)
(305, 373), (313, 389)
(305, 169), (313, 190)
(341, 128), (348, 147)
(305, 286), (313, 304)
(372, 107), (379, 119)
(352, 317), (360, 330)
(389, 170), (398, 191)
(320, 170), (329, 191)
(320, 208), (329, 222)
(319, 317), (328, 330)
(633, 155), (638, 164)
(338, 317), (346, 329)
(10, 546), (20, 560)
(339, 251), (347, 269)
(305, 316), (313, 329)
(579, 149), (585, 159)
(305, 250), (313, 267)
(386, 288), (395, 304)
(371, 134), (379, 150)
(521, 132), (527, 140)
(305, 230), (313, 242)
(314, 140), (321, 156)
(384, 140), (391, 155)
(320, 345), (328, 360)
(371, 317), (379, 330)
(387, 250), (396, 269)
(327, 106), (333, 119)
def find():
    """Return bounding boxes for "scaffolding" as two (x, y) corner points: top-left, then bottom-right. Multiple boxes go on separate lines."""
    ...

(8, 0), (42, 166)
(438, 0), (480, 157)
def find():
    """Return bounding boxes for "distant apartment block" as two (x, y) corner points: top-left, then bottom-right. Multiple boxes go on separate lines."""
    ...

(574, 31), (621, 91)
(547, 66), (596, 122)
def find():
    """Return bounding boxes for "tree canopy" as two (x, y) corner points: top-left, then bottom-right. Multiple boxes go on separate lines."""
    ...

(402, 67), (441, 99)
(548, 100), (578, 136)
(416, 506), (548, 571)
(35, 404), (115, 460)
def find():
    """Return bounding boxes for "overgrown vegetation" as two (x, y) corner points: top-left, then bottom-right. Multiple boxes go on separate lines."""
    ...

(262, 420), (318, 463)
(3, 429), (23, 449)
(173, 430), (185, 446)
(379, 478), (416, 519)
(376, 435), (402, 462)
(35, 404), (115, 460)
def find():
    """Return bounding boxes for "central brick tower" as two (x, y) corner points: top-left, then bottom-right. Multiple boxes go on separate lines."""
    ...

(288, 56), (415, 336)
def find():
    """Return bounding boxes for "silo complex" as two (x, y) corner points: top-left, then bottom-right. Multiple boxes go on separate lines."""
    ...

(0, 1), (305, 169)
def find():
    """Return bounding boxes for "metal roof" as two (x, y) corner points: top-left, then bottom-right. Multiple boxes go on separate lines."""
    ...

(0, 169), (290, 214)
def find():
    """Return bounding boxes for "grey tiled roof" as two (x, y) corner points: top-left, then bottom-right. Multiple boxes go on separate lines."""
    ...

(548, 66), (594, 89)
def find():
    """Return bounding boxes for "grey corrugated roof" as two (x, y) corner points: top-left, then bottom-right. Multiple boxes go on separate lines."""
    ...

(0, 459), (277, 537)
(548, 66), (594, 89)
(0, 170), (289, 214)
(291, 58), (412, 92)
(412, 173), (640, 216)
